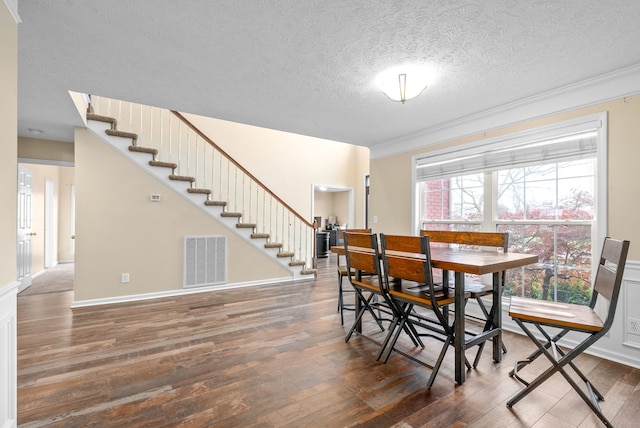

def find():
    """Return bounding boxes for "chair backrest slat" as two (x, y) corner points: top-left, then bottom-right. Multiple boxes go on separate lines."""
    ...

(343, 231), (381, 279)
(593, 265), (617, 302)
(420, 230), (508, 251)
(347, 250), (379, 275)
(382, 234), (423, 255)
(337, 228), (371, 244)
(593, 237), (630, 306)
(380, 234), (434, 288)
(386, 254), (427, 284)
(344, 231), (375, 250)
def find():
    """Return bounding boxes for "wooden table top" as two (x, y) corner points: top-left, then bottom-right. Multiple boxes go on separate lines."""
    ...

(331, 245), (538, 275)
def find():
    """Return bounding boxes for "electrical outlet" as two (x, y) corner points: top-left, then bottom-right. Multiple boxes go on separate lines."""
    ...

(628, 318), (640, 336)
(121, 273), (130, 284)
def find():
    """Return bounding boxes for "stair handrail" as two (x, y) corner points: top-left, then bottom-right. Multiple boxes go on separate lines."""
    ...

(171, 111), (314, 229)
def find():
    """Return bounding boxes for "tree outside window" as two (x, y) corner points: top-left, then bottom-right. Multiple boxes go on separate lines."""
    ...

(419, 159), (595, 304)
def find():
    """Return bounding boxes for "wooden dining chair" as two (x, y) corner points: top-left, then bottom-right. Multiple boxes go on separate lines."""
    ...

(336, 228), (371, 325)
(342, 231), (395, 346)
(379, 233), (470, 388)
(420, 229), (509, 367)
(506, 237), (630, 428)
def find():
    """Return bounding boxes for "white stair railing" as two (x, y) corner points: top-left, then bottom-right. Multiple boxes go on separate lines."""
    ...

(91, 96), (316, 272)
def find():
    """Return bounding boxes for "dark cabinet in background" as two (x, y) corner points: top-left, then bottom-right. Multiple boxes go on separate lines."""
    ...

(327, 229), (338, 247)
(316, 232), (329, 258)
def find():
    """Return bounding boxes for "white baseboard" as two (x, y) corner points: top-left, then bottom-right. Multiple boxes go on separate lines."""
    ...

(71, 276), (293, 308)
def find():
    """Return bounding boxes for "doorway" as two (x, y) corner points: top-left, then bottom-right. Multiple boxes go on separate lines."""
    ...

(17, 165), (33, 290)
(45, 179), (54, 268)
(312, 185), (354, 231)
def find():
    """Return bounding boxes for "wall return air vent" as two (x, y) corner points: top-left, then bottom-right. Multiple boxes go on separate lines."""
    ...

(183, 236), (227, 288)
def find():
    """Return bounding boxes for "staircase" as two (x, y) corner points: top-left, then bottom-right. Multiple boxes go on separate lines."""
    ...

(86, 96), (317, 279)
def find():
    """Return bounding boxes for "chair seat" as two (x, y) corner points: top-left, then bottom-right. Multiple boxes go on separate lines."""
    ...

(509, 296), (604, 332)
(337, 264), (352, 276)
(389, 280), (467, 306)
(506, 238), (629, 428)
(464, 279), (492, 296)
(351, 277), (381, 293)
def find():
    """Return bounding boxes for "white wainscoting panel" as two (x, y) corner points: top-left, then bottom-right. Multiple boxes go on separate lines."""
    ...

(622, 260), (640, 349)
(0, 281), (18, 428)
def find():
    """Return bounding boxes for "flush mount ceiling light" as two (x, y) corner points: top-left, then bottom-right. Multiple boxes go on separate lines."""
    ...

(375, 64), (434, 104)
(28, 128), (44, 135)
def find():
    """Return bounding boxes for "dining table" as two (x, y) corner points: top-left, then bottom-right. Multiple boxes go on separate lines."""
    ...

(330, 244), (538, 385)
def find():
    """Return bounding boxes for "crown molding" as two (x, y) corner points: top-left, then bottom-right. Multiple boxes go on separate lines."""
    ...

(3, 0), (21, 23)
(370, 62), (640, 159)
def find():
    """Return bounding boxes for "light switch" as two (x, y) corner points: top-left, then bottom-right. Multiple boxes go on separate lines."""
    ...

(150, 194), (161, 202)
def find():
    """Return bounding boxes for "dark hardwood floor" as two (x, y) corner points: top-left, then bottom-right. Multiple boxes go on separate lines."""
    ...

(17, 258), (640, 427)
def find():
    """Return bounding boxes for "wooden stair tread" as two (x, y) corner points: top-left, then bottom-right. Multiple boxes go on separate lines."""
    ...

(277, 251), (295, 258)
(149, 160), (177, 169)
(289, 260), (306, 266)
(87, 113), (117, 127)
(169, 175), (196, 182)
(106, 129), (137, 140)
(186, 188), (211, 195)
(509, 296), (603, 331)
(300, 269), (317, 275)
(129, 146), (158, 155)
(220, 212), (242, 218)
(204, 200), (227, 207)
(251, 233), (270, 239)
(236, 223), (256, 229)
(265, 243), (283, 249)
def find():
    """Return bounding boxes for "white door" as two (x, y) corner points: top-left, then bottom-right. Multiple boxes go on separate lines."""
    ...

(70, 184), (75, 256)
(45, 179), (54, 268)
(17, 165), (34, 289)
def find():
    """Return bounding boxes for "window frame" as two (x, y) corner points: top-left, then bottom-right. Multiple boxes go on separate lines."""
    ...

(411, 113), (608, 292)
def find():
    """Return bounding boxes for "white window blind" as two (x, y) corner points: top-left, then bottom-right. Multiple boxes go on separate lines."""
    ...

(417, 129), (599, 181)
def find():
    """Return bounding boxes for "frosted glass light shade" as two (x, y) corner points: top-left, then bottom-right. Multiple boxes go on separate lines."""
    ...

(375, 65), (434, 103)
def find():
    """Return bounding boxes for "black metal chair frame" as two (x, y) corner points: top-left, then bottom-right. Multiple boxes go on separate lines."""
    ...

(336, 260), (355, 325)
(336, 229), (371, 325)
(342, 232), (422, 356)
(379, 233), (470, 389)
(506, 237), (630, 428)
(342, 232), (392, 343)
(420, 229), (509, 367)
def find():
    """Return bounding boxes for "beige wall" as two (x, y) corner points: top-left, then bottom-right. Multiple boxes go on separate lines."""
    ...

(370, 95), (640, 259)
(18, 137), (74, 164)
(0, 4), (17, 287)
(313, 190), (350, 229)
(313, 191), (333, 228)
(332, 191), (350, 228)
(74, 128), (290, 302)
(183, 113), (370, 228)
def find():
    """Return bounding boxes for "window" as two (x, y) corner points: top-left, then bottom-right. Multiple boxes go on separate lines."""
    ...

(413, 114), (606, 304)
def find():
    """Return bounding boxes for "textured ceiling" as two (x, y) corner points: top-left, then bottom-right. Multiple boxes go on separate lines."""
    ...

(16, 0), (640, 152)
